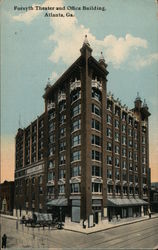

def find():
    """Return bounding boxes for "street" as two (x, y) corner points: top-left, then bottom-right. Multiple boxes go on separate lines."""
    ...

(1, 216), (158, 249)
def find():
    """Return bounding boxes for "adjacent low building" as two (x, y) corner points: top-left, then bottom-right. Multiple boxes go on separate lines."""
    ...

(14, 36), (151, 225)
(0, 180), (14, 215)
(150, 182), (158, 212)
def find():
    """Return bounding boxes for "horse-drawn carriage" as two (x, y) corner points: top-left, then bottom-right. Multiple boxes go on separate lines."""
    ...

(20, 213), (59, 228)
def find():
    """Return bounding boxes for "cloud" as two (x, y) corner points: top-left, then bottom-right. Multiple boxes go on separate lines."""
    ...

(131, 53), (158, 70)
(12, 0), (157, 70)
(50, 71), (58, 81)
(12, 4), (41, 24)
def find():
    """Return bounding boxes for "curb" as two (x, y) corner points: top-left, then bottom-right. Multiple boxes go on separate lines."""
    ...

(64, 215), (158, 235)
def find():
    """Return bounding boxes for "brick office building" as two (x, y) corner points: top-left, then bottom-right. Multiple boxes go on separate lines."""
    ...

(14, 37), (150, 225)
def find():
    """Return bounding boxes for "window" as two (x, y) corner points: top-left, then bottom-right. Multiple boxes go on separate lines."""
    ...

(115, 119), (119, 128)
(134, 152), (138, 162)
(49, 122), (55, 132)
(72, 135), (81, 147)
(48, 171), (54, 181)
(135, 175), (138, 183)
(32, 177), (35, 184)
(59, 169), (65, 179)
(134, 143), (138, 149)
(129, 140), (133, 147)
(49, 134), (55, 144)
(47, 186), (54, 195)
(59, 101), (66, 112)
(60, 154), (66, 165)
(72, 150), (81, 162)
(115, 169), (120, 180)
(92, 165), (101, 177)
(91, 134), (101, 146)
(128, 129), (132, 136)
(59, 185), (65, 193)
(142, 136), (145, 144)
(38, 175), (42, 184)
(107, 169), (112, 179)
(115, 108), (120, 116)
(92, 104), (101, 116)
(122, 148), (126, 157)
(107, 156), (112, 165)
(142, 157), (146, 164)
(115, 158), (119, 167)
(142, 147), (145, 154)
(49, 146), (55, 156)
(129, 151), (132, 159)
(71, 90), (81, 103)
(115, 185), (121, 194)
(60, 127), (66, 138)
(107, 114), (112, 124)
(39, 186), (43, 194)
(122, 113), (126, 121)
(122, 160), (126, 169)
(48, 160), (55, 169)
(115, 132), (119, 142)
(59, 141), (66, 151)
(71, 183), (80, 193)
(123, 186), (128, 194)
(92, 88), (101, 102)
(122, 136), (126, 145)
(129, 175), (133, 183)
(92, 119), (101, 131)
(128, 117), (133, 125)
(60, 114), (66, 125)
(72, 119), (81, 132)
(107, 142), (112, 151)
(92, 150), (101, 161)
(49, 111), (55, 120)
(92, 183), (102, 193)
(71, 165), (81, 177)
(134, 130), (137, 140)
(108, 185), (113, 193)
(107, 128), (112, 138)
(107, 101), (112, 111)
(143, 177), (147, 184)
(72, 104), (81, 117)
(129, 162), (133, 171)
(123, 173), (127, 181)
(122, 124), (126, 133)
(115, 145), (119, 154)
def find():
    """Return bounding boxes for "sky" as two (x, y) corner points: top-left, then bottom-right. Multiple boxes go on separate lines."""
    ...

(1, 0), (158, 183)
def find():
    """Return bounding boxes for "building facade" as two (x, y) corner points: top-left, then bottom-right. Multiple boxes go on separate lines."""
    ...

(14, 37), (151, 225)
(150, 182), (158, 212)
(0, 181), (14, 215)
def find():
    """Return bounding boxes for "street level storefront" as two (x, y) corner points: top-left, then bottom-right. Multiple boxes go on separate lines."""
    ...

(107, 198), (148, 221)
(47, 198), (69, 222)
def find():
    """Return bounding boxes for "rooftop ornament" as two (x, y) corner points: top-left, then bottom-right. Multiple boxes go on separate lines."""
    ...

(83, 34), (90, 46)
(143, 99), (148, 108)
(135, 92), (141, 101)
(99, 51), (105, 62)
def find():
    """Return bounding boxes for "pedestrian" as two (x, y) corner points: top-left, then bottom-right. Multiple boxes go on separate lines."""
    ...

(148, 208), (151, 219)
(2, 234), (7, 248)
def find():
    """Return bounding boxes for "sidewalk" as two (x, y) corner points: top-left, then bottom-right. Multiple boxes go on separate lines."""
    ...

(1, 213), (158, 235)
(64, 213), (158, 234)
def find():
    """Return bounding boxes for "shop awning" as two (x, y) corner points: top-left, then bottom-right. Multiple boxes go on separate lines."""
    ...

(47, 198), (68, 207)
(107, 198), (148, 207)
